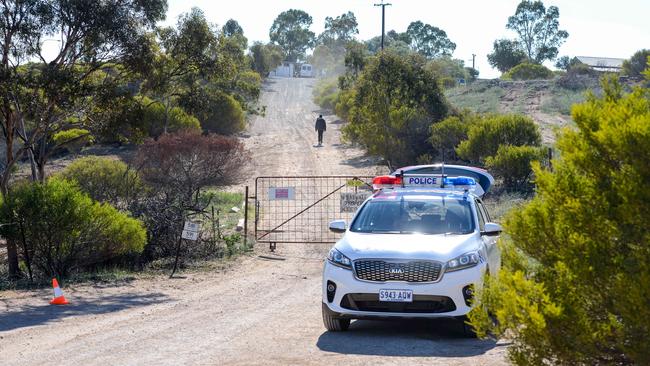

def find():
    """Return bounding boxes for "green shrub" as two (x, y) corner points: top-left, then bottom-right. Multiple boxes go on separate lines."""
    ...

(469, 77), (650, 365)
(223, 233), (242, 256)
(313, 78), (340, 110)
(343, 52), (449, 166)
(0, 179), (146, 279)
(178, 89), (245, 135)
(456, 114), (541, 163)
(334, 88), (356, 120)
(58, 156), (143, 210)
(622, 49), (650, 77)
(567, 62), (596, 76)
(141, 97), (201, 137)
(429, 114), (478, 162)
(426, 56), (469, 81)
(52, 128), (94, 153)
(439, 77), (457, 89)
(503, 62), (554, 80)
(485, 145), (546, 190)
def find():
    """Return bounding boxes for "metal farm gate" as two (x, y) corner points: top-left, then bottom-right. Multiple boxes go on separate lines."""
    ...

(254, 176), (374, 250)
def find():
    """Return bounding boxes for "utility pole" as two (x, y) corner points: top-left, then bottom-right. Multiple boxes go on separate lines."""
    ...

(374, 1), (392, 51)
(471, 54), (476, 70)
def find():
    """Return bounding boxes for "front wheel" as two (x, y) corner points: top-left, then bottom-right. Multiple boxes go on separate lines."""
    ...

(322, 303), (350, 331)
(458, 315), (478, 338)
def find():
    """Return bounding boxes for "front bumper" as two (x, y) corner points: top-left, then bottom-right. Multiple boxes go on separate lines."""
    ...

(322, 260), (485, 319)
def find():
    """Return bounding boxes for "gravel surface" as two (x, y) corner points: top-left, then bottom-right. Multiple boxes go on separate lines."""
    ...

(0, 77), (510, 366)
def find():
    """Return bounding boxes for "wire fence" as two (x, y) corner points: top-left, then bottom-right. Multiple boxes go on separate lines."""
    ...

(254, 176), (374, 244)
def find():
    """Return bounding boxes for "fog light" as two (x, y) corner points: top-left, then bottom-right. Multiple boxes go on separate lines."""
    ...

(326, 280), (336, 303)
(462, 284), (474, 306)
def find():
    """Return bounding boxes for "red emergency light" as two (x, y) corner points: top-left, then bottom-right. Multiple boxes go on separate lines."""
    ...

(372, 175), (402, 191)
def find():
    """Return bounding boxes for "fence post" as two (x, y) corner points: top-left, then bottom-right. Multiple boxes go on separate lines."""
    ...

(244, 185), (249, 249)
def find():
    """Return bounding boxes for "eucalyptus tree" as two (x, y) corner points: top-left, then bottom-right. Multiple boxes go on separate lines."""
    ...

(0, 0), (166, 278)
(506, 0), (569, 63)
(405, 21), (456, 58)
(269, 9), (315, 62)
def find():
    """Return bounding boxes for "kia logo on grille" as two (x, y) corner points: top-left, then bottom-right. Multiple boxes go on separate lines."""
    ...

(388, 265), (404, 274)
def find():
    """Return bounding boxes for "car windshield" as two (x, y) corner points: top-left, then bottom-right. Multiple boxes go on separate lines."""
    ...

(349, 195), (475, 235)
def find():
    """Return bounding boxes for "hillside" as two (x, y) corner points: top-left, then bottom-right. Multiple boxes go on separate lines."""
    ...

(445, 78), (599, 144)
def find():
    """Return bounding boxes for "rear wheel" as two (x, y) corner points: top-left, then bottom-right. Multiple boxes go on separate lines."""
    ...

(322, 303), (350, 331)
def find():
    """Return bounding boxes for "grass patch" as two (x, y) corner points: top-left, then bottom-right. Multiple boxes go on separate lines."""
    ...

(483, 191), (531, 222)
(445, 84), (504, 114)
(541, 87), (587, 115)
(0, 265), (141, 291)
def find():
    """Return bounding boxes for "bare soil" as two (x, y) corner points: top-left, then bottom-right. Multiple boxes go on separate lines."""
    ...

(496, 81), (573, 144)
(0, 77), (509, 365)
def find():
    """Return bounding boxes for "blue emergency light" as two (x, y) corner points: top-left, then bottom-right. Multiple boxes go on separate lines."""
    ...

(443, 177), (476, 186)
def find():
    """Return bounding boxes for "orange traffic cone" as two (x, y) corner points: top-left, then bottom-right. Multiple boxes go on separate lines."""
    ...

(50, 278), (69, 305)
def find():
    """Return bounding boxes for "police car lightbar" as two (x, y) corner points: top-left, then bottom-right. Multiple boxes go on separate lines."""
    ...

(371, 175), (402, 190)
(372, 174), (485, 196)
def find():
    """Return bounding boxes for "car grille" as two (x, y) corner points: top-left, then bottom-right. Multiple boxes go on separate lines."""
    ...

(354, 260), (443, 283)
(340, 293), (456, 313)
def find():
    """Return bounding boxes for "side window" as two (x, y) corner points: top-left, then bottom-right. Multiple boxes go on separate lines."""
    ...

(475, 200), (485, 231)
(477, 200), (491, 223)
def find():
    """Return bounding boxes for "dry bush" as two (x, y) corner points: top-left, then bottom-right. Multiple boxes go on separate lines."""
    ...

(133, 130), (248, 264)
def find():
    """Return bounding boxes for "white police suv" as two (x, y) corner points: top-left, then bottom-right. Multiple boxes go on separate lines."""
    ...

(322, 167), (501, 335)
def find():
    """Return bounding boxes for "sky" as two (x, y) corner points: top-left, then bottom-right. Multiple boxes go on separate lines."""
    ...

(162, 0), (649, 78)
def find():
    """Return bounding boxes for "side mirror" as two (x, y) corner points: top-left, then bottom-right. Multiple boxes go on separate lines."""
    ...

(481, 222), (502, 236)
(329, 220), (347, 233)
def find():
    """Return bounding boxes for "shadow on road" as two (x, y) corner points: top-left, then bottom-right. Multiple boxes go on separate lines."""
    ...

(316, 318), (501, 357)
(0, 292), (169, 332)
(340, 154), (386, 170)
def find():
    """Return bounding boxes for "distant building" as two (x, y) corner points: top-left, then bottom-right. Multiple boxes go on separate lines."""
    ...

(575, 56), (625, 72)
(272, 62), (294, 78)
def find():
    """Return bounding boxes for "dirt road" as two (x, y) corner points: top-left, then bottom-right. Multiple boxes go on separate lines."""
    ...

(0, 77), (509, 365)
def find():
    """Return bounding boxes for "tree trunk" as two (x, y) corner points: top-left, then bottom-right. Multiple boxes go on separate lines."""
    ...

(1, 107), (20, 279)
(5, 240), (20, 279)
(163, 97), (170, 135)
(28, 148), (37, 181)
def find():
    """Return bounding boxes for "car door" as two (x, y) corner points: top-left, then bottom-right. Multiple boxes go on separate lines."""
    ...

(475, 199), (500, 274)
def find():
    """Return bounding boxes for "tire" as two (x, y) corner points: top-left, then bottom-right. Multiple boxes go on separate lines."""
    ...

(322, 303), (350, 331)
(458, 315), (478, 338)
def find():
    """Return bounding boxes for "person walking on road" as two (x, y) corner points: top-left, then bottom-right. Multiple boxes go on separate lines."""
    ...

(315, 114), (326, 146)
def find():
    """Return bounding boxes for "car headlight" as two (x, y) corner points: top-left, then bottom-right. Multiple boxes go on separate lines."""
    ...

(446, 251), (480, 272)
(327, 248), (352, 269)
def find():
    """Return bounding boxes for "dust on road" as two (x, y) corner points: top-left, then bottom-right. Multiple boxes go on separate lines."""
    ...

(0, 77), (509, 366)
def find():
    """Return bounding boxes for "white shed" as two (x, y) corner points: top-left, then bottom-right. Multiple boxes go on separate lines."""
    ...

(273, 62), (294, 77)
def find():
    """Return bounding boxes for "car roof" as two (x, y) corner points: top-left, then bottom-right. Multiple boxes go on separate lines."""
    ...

(391, 164), (494, 194)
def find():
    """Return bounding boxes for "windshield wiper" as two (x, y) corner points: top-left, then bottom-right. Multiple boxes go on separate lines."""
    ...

(444, 231), (470, 235)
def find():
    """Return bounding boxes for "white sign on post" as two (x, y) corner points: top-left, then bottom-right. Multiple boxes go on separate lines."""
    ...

(182, 220), (200, 241)
(183, 221), (200, 232)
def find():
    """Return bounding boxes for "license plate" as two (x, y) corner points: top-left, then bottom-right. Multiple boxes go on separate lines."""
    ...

(379, 289), (413, 302)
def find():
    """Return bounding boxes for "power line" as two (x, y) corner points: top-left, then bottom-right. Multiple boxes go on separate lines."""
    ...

(374, 1), (392, 51)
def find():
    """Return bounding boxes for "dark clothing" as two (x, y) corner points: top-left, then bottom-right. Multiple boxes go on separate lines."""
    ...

(315, 117), (326, 145)
(315, 118), (326, 131)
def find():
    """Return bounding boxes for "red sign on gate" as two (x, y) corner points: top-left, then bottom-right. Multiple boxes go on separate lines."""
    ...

(269, 187), (295, 200)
